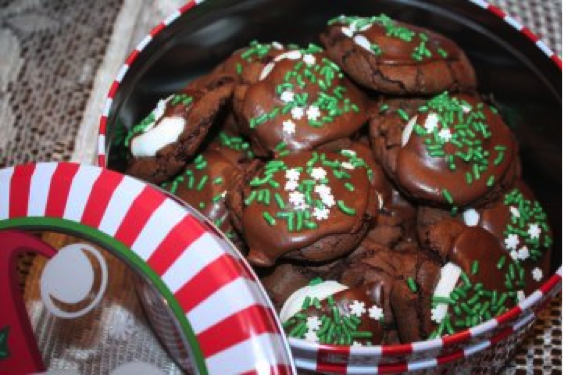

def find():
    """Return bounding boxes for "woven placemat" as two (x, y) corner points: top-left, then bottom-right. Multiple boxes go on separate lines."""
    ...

(1, 0), (561, 373)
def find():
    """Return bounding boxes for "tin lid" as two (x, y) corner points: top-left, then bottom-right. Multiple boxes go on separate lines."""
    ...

(0, 162), (295, 374)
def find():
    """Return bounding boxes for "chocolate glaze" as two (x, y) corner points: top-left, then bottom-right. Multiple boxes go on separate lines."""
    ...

(235, 49), (368, 157)
(238, 151), (377, 266)
(321, 15), (476, 94)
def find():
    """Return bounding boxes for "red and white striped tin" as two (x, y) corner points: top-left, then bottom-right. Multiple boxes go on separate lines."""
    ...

(97, 0), (562, 373)
(0, 162), (295, 375)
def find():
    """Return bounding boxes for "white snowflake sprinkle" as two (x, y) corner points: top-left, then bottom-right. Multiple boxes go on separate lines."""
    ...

(368, 305), (384, 321)
(313, 207), (330, 221)
(289, 191), (305, 206)
(321, 193), (336, 208)
(306, 106), (321, 121)
(528, 223), (541, 239)
(517, 290), (526, 302)
(461, 104), (472, 113)
(509, 206), (521, 218)
(283, 120), (296, 135)
(295, 202), (310, 211)
(291, 107), (305, 120)
(314, 184), (331, 196)
(431, 306), (446, 324)
(504, 233), (520, 250)
(303, 54), (316, 66)
(438, 128), (452, 142)
(304, 330), (319, 343)
(341, 149), (357, 157)
(285, 180), (299, 191)
(532, 267), (543, 282)
(352, 341), (363, 347)
(272, 41), (284, 50)
(341, 162), (355, 170)
(280, 91), (295, 103)
(306, 316), (322, 331)
(349, 300), (366, 317)
(424, 113), (439, 133)
(510, 250), (518, 260)
(109, 310), (136, 341)
(286, 168), (300, 181)
(311, 167), (327, 180)
(517, 246), (530, 261)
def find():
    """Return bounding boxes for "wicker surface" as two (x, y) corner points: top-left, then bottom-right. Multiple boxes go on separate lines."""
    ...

(0, 0), (560, 373)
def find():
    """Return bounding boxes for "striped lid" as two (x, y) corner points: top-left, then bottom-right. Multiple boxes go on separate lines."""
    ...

(0, 162), (295, 375)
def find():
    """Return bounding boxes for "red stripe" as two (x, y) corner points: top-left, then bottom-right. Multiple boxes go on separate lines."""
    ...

(540, 273), (562, 294)
(520, 27), (540, 43)
(487, 4), (506, 18)
(436, 349), (465, 365)
(146, 214), (206, 276)
(197, 305), (278, 357)
(125, 50), (140, 66)
(240, 365), (293, 375)
(45, 163), (80, 218)
(442, 329), (471, 346)
(551, 55), (562, 69)
(489, 327), (514, 344)
(80, 170), (124, 227)
(98, 155), (106, 167)
(381, 343), (413, 356)
(495, 305), (522, 325)
(99, 116), (107, 135)
(9, 164), (36, 218)
(316, 345), (350, 373)
(113, 187), (167, 247)
(150, 23), (166, 37)
(108, 81), (119, 99)
(174, 254), (250, 312)
(180, 1), (196, 13)
(378, 362), (408, 374)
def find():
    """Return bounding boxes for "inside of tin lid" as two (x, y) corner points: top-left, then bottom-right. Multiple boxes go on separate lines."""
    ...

(2, 230), (194, 375)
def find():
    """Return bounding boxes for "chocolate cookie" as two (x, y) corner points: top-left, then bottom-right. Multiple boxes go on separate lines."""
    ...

(125, 76), (234, 184)
(280, 279), (385, 345)
(227, 150), (378, 267)
(259, 262), (316, 311)
(418, 180), (552, 294)
(320, 14), (477, 95)
(370, 92), (518, 212)
(421, 221), (522, 339)
(234, 44), (369, 157)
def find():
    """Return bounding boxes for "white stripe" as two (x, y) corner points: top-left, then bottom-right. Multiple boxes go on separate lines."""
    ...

(98, 135), (106, 157)
(346, 345), (381, 373)
(161, 232), (224, 293)
(503, 16), (522, 30)
(187, 277), (269, 334)
(293, 358), (317, 372)
(206, 333), (291, 375)
(557, 267), (562, 276)
(468, 0), (488, 8)
(536, 40), (554, 57)
(0, 167), (15, 219)
(136, 35), (152, 51)
(412, 339), (440, 352)
(27, 163), (58, 216)
(407, 358), (437, 371)
(130, 199), (188, 261)
(103, 98), (113, 117)
(463, 340), (490, 357)
(63, 166), (103, 221)
(115, 64), (129, 82)
(469, 318), (498, 337)
(518, 289), (543, 311)
(513, 311), (535, 330)
(98, 176), (146, 236)
(164, 10), (181, 25)
(195, 0), (206, 4)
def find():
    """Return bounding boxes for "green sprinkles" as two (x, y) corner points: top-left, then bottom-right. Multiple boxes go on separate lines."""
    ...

(407, 277), (418, 292)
